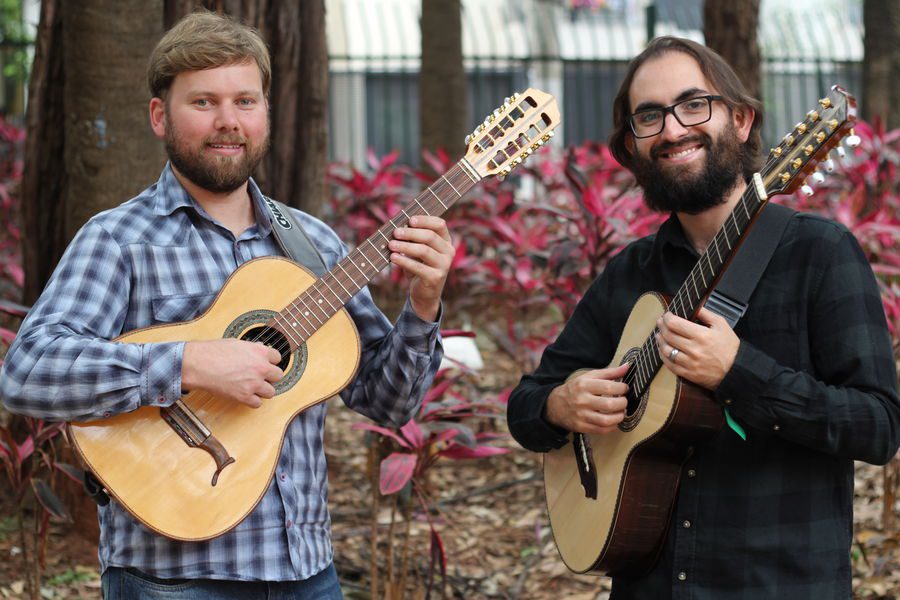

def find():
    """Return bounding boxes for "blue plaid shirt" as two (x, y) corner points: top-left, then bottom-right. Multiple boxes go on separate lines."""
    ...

(0, 164), (443, 581)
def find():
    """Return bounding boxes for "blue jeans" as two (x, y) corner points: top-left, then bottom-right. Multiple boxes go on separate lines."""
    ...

(101, 563), (343, 600)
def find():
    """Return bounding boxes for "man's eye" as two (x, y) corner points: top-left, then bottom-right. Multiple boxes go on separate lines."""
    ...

(636, 111), (662, 125)
(194, 99), (209, 107)
(682, 100), (706, 111)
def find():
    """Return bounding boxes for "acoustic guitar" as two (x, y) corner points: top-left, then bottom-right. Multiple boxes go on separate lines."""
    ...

(543, 86), (857, 575)
(68, 89), (560, 541)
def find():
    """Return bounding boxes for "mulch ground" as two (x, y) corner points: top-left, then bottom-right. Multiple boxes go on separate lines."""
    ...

(1, 398), (898, 599)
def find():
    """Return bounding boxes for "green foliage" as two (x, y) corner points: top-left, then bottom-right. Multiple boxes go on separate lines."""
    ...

(0, 0), (32, 84)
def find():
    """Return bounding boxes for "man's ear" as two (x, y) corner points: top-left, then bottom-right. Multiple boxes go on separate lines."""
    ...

(149, 97), (166, 140)
(733, 105), (755, 144)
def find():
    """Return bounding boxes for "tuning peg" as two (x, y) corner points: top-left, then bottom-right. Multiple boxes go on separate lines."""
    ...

(465, 135), (471, 145)
(811, 171), (826, 184)
(846, 128), (861, 148)
(823, 154), (835, 172)
(836, 146), (846, 158)
(801, 184), (815, 197)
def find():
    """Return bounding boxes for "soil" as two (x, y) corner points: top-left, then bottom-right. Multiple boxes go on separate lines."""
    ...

(1, 401), (898, 600)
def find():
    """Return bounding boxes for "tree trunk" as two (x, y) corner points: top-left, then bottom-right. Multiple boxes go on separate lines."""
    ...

(21, 0), (65, 305)
(703, 0), (761, 100)
(420, 0), (468, 162)
(293, 0), (329, 214)
(862, 0), (900, 129)
(164, 0), (328, 216)
(62, 1), (166, 244)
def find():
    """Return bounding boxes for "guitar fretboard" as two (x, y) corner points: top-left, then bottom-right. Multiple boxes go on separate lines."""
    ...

(625, 184), (768, 398)
(269, 161), (481, 348)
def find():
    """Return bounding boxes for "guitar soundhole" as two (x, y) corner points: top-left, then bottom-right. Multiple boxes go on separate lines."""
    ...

(240, 326), (291, 371)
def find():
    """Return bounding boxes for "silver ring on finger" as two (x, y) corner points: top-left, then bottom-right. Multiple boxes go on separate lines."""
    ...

(667, 348), (679, 362)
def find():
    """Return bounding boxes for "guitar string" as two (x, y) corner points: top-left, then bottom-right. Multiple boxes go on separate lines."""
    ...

(620, 142), (801, 393)
(182, 165), (475, 420)
(243, 165), (467, 354)
(256, 164), (473, 354)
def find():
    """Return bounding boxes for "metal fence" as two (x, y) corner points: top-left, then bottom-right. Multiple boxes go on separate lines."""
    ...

(0, 0), (865, 166)
(327, 0), (864, 165)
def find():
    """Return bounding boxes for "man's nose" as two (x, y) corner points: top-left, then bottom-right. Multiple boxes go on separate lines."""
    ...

(214, 104), (239, 131)
(659, 112), (691, 142)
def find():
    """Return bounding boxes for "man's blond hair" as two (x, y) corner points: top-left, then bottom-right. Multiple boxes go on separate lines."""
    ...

(147, 10), (271, 99)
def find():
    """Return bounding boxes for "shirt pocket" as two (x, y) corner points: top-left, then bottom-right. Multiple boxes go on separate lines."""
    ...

(151, 291), (218, 324)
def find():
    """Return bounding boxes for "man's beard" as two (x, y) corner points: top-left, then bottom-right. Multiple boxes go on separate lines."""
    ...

(164, 113), (269, 194)
(630, 124), (746, 215)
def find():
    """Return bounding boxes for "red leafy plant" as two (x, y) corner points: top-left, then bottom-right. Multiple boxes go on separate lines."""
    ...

(0, 414), (83, 600)
(351, 331), (509, 600)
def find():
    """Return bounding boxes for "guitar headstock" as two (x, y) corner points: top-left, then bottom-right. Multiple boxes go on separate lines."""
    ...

(463, 88), (561, 180)
(763, 85), (857, 197)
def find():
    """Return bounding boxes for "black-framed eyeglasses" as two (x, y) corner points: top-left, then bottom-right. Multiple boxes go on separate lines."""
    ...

(628, 95), (725, 139)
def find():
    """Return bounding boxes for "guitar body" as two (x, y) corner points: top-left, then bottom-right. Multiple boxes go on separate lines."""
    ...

(68, 256), (361, 541)
(543, 292), (723, 575)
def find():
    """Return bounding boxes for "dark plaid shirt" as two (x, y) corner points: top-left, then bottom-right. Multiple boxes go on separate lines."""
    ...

(508, 211), (900, 600)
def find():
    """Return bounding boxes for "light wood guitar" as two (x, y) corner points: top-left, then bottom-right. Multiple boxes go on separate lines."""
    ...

(543, 86), (857, 575)
(68, 89), (560, 541)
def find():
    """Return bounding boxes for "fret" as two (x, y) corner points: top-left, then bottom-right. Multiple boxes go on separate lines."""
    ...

(441, 175), (461, 197)
(712, 235), (723, 264)
(689, 271), (700, 302)
(696, 266), (707, 288)
(349, 254), (369, 278)
(336, 262), (360, 291)
(740, 197), (751, 221)
(272, 314), (302, 346)
(295, 296), (325, 326)
(428, 188), (449, 210)
(412, 197), (430, 216)
(282, 303), (313, 337)
(315, 289), (337, 312)
(364, 239), (389, 263)
(376, 229), (392, 247)
(328, 272), (353, 298)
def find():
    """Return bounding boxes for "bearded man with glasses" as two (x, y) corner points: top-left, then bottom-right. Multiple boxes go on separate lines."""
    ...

(507, 36), (899, 599)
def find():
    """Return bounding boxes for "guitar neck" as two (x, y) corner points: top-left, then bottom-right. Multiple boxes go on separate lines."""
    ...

(628, 181), (768, 397)
(271, 160), (481, 345)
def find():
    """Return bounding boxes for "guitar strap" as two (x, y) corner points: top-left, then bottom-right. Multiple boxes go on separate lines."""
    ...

(705, 202), (794, 327)
(260, 196), (329, 277)
(704, 201), (794, 440)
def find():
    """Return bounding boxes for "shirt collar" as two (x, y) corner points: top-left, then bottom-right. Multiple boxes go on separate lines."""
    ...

(151, 162), (274, 237)
(652, 212), (698, 256)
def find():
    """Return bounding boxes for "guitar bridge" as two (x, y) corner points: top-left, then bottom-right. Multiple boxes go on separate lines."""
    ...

(573, 433), (598, 499)
(161, 402), (235, 487)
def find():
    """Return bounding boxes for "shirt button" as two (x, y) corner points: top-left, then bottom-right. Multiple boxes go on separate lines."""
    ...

(678, 572), (687, 581)
(103, 411), (111, 418)
(687, 469), (696, 478)
(280, 473), (286, 481)
(682, 520), (692, 529)
(773, 424), (781, 431)
(286, 520), (292, 528)
(724, 398), (732, 405)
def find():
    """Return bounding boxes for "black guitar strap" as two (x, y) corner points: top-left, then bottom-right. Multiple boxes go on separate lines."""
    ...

(705, 202), (794, 327)
(260, 197), (329, 277)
